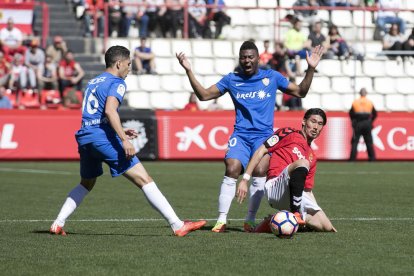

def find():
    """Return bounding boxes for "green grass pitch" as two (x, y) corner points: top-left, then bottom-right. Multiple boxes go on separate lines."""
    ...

(0, 161), (413, 275)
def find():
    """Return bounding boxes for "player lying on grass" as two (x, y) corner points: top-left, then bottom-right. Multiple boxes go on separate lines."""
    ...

(49, 45), (206, 237)
(236, 108), (336, 233)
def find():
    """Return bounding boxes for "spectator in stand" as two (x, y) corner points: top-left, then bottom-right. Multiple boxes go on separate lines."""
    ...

(376, 0), (405, 39)
(0, 52), (10, 88)
(270, 41), (302, 78)
(9, 54), (30, 93)
(25, 39), (45, 93)
(259, 40), (273, 69)
(382, 23), (405, 60)
(188, 0), (210, 38)
(83, 0), (105, 37)
(58, 50), (85, 97)
(133, 37), (157, 74)
(206, 0), (231, 39)
(207, 98), (223, 111)
(160, 0), (184, 38)
(37, 55), (58, 90)
(107, 0), (123, 37)
(144, 0), (166, 38)
(284, 17), (311, 59)
(0, 18), (26, 56)
(403, 27), (414, 57)
(0, 86), (12, 109)
(293, 0), (320, 26)
(327, 24), (351, 59)
(308, 21), (330, 59)
(46, 36), (68, 65)
(183, 93), (200, 111)
(120, 0), (140, 37)
(0, 41), (11, 62)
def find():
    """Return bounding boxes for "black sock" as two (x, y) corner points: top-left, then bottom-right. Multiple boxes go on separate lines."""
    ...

(289, 167), (309, 213)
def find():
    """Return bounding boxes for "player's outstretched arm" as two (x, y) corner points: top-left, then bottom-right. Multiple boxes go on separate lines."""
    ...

(284, 45), (323, 98)
(236, 144), (269, 204)
(176, 52), (221, 101)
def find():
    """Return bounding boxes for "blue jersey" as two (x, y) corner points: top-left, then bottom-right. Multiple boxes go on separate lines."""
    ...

(216, 69), (289, 135)
(75, 72), (126, 146)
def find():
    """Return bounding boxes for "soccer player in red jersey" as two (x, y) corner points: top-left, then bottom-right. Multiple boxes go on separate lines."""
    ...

(236, 108), (336, 232)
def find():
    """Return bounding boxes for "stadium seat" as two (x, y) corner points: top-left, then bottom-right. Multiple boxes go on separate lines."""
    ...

(172, 58), (186, 75)
(150, 91), (173, 110)
(362, 60), (386, 77)
(125, 75), (140, 91)
(317, 60), (342, 77)
(171, 92), (191, 109)
(331, 77), (354, 94)
(399, 11), (414, 25)
(127, 91), (150, 109)
(150, 39), (171, 57)
(19, 90), (40, 109)
(407, 95), (414, 110)
(193, 58), (215, 75)
(203, 75), (222, 87)
(353, 10), (374, 27)
(342, 60), (363, 77)
(310, 76), (331, 94)
(181, 75), (202, 92)
(385, 60), (406, 77)
(138, 75), (161, 91)
(238, 0), (257, 8)
(40, 89), (62, 109)
(396, 78), (413, 94)
(354, 77), (373, 92)
(331, 10), (353, 27)
(129, 39), (141, 51)
(374, 77), (396, 94)
(404, 61), (414, 77)
(107, 39), (129, 50)
(154, 57), (172, 75)
(364, 42), (382, 59)
(385, 94), (406, 111)
(367, 93), (385, 111)
(223, 26), (245, 40)
(161, 75), (183, 92)
(226, 9), (248, 26)
(356, 26), (375, 42)
(213, 40), (234, 58)
(192, 40), (213, 58)
(258, 0), (277, 8)
(301, 94), (321, 110)
(217, 92), (234, 110)
(279, 0), (296, 7)
(171, 40), (192, 57)
(248, 9), (272, 26)
(215, 58), (236, 75)
(321, 94), (350, 111)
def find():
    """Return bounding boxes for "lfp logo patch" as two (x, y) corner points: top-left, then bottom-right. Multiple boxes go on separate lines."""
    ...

(117, 84), (126, 97)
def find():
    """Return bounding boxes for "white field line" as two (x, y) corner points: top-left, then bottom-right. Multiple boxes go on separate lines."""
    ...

(0, 217), (413, 223)
(1, 167), (414, 176)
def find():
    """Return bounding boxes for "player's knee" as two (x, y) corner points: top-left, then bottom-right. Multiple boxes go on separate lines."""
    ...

(225, 165), (242, 178)
(80, 178), (96, 191)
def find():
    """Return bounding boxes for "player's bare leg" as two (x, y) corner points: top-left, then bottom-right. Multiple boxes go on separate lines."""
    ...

(306, 210), (337, 232)
(124, 163), (206, 236)
(212, 158), (242, 232)
(50, 178), (96, 235)
(244, 154), (269, 232)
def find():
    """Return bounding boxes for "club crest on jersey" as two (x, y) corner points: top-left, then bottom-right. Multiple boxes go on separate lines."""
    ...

(117, 84), (126, 96)
(309, 153), (313, 162)
(262, 78), (269, 86)
(266, 135), (279, 146)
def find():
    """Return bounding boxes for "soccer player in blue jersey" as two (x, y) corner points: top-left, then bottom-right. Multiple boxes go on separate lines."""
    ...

(176, 41), (323, 233)
(50, 46), (206, 237)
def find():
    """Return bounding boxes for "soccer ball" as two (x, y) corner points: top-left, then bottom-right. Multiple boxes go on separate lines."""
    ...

(270, 210), (299, 238)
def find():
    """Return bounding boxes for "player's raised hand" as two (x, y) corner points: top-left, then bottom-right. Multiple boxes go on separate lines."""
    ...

(236, 180), (249, 204)
(124, 128), (138, 139)
(176, 52), (192, 72)
(306, 45), (324, 69)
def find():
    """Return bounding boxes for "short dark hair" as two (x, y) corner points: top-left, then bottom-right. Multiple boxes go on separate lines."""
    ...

(105, 46), (130, 68)
(304, 108), (327, 125)
(239, 41), (258, 54)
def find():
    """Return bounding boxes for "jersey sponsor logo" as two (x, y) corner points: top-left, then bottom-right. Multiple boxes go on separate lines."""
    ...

(235, 83), (245, 86)
(175, 124), (229, 151)
(292, 147), (305, 159)
(266, 135), (279, 147)
(262, 78), (269, 86)
(122, 120), (148, 153)
(236, 89), (271, 100)
(88, 76), (106, 85)
(117, 84), (126, 97)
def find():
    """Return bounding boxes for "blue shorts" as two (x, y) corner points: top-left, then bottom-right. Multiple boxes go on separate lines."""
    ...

(78, 138), (140, 179)
(225, 132), (270, 170)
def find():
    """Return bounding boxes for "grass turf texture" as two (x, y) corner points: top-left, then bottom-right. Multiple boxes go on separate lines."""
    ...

(0, 161), (413, 275)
